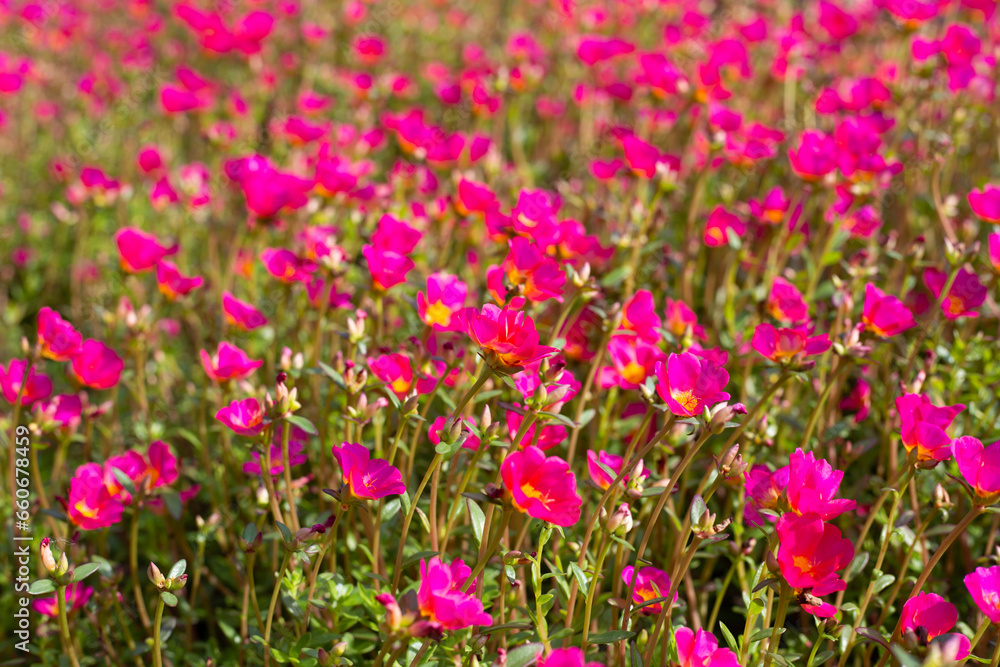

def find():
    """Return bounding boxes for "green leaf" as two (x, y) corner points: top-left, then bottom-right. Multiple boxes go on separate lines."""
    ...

(276, 522), (292, 543)
(243, 523), (259, 544)
(873, 574), (895, 594)
(467, 498), (486, 549)
(504, 642), (543, 667)
(168, 559), (187, 579)
(29, 579), (56, 595)
(162, 490), (183, 521)
(72, 562), (101, 583)
(578, 409), (596, 427)
(750, 627), (782, 643)
(160, 591), (179, 607)
(569, 562), (589, 596)
(811, 650), (835, 666)
(317, 362), (346, 389)
(589, 630), (635, 644)
(285, 415), (319, 436)
(112, 467), (136, 496)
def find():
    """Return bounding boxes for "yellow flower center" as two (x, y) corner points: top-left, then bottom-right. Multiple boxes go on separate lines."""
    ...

(671, 389), (699, 414)
(423, 301), (453, 328)
(622, 362), (647, 385)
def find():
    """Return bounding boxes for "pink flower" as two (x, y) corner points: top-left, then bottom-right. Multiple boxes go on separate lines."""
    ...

(964, 565), (1000, 623)
(200, 342), (262, 383)
(429, 416), (480, 451)
(704, 206), (746, 247)
(244, 427), (308, 476)
(260, 248), (317, 284)
(501, 237), (566, 303)
(654, 352), (730, 418)
(69, 340), (124, 390)
(114, 227), (178, 273)
(537, 647), (604, 667)
(749, 187), (790, 224)
(363, 245), (414, 291)
(462, 304), (557, 374)
(222, 292), (268, 331)
(776, 512), (854, 617)
(0, 359), (52, 406)
(37, 307), (82, 361)
(968, 184), (1000, 223)
(862, 283), (916, 338)
(332, 442), (406, 501)
(621, 290), (662, 341)
(744, 464), (789, 527)
(507, 405), (566, 450)
(788, 130), (838, 181)
(766, 278), (809, 324)
(784, 449), (857, 519)
(215, 397), (266, 436)
(622, 134), (675, 179)
(900, 592), (971, 660)
(664, 299), (705, 339)
(896, 394), (965, 462)
(952, 436), (1000, 498)
(68, 463), (124, 530)
(675, 626), (741, 667)
(368, 353), (434, 398)
(924, 267), (987, 319)
(622, 566), (675, 615)
(501, 445), (582, 527)
(35, 393), (83, 432)
(156, 260), (204, 300)
(751, 323), (831, 365)
(418, 272), (467, 331)
(988, 234), (1000, 272)
(587, 450), (648, 490)
(417, 557), (492, 630)
(599, 336), (663, 390)
(33, 582), (94, 618)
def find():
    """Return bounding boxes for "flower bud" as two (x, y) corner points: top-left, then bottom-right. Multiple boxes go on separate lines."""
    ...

(480, 404), (492, 432)
(709, 402), (747, 434)
(402, 394), (419, 415)
(376, 593), (402, 632)
(55, 551), (69, 578)
(148, 561), (166, 588)
(40, 538), (57, 573)
(606, 503), (633, 536)
(165, 573), (188, 591)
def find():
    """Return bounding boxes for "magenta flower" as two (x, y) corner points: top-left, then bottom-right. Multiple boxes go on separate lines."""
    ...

(332, 442), (405, 501)
(501, 237), (566, 303)
(664, 298), (705, 339)
(587, 450), (649, 490)
(418, 272), (467, 331)
(751, 323), (831, 365)
(0, 358), (52, 406)
(766, 278), (810, 324)
(417, 557), (492, 631)
(989, 234), (1000, 273)
(900, 592), (970, 660)
(704, 206), (746, 247)
(621, 290), (662, 342)
(622, 566), (675, 615)
(924, 267), (987, 319)
(788, 130), (838, 181)
(429, 416), (480, 452)
(744, 464), (789, 527)
(776, 512), (854, 617)
(896, 394), (965, 462)
(862, 283), (916, 338)
(785, 449), (857, 519)
(215, 397), (266, 436)
(507, 404), (567, 451)
(37, 307), (82, 361)
(599, 335), (664, 391)
(68, 463), (124, 530)
(114, 227), (178, 273)
(654, 352), (730, 418)
(501, 445), (582, 527)
(749, 186), (791, 224)
(33, 582), (94, 618)
(260, 248), (316, 284)
(968, 184), (1000, 223)
(965, 565), (1000, 623)
(35, 393), (83, 432)
(952, 436), (1000, 498)
(156, 260), (204, 300)
(69, 340), (124, 390)
(222, 292), (268, 331)
(537, 647), (604, 667)
(463, 304), (557, 374)
(363, 245), (414, 291)
(200, 342), (262, 383)
(675, 626), (741, 667)
(244, 432), (307, 477)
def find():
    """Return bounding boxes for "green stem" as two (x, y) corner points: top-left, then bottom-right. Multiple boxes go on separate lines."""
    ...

(581, 534), (613, 649)
(463, 510), (511, 593)
(959, 617), (992, 666)
(58, 585), (83, 667)
(152, 596), (165, 667)
(281, 420), (299, 531)
(762, 582), (792, 667)
(264, 552), (293, 664)
(130, 504), (152, 629)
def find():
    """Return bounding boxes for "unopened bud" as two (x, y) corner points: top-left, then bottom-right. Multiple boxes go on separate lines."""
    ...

(148, 562), (166, 588)
(480, 404), (492, 431)
(165, 573), (188, 591)
(402, 394), (419, 415)
(55, 551), (69, 578)
(933, 483), (952, 509)
(606, 503), (633, 536)
(40, 538), (57, 573)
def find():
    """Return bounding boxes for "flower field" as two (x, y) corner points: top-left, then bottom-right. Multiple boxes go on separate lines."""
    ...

(2, 1), (1000, 666)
